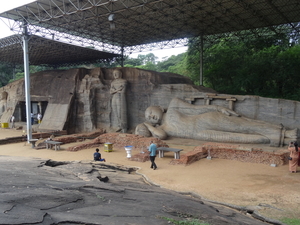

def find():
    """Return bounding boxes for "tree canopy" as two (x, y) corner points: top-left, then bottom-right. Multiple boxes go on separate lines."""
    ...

(185, 30), (300, 101)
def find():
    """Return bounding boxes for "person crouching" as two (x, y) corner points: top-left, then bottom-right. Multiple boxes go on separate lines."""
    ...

(94, 148), (106, 162)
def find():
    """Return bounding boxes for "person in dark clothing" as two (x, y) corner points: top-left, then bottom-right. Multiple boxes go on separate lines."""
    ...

(93, 148), (106, 162)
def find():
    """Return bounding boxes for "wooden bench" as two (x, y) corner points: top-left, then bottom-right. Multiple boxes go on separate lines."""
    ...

(45, 140), (63, 151)
(29, 139), (39, 148)
(157, 147), (183, 159)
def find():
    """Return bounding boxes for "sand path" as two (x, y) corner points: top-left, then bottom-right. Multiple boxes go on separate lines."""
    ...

(0, 128), (299, 221)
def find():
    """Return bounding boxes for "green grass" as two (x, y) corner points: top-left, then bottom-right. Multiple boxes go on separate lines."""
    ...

(96, 194), (106, 201)
(280, 218), (300, 225)
(160, 217), (209, 225)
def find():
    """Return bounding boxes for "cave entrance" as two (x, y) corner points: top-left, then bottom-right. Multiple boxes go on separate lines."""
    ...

(18, 101), (48, 123)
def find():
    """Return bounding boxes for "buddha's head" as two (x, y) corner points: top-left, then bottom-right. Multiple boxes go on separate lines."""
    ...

(145, 106), (164, 125)
(113, 69), (122, 79)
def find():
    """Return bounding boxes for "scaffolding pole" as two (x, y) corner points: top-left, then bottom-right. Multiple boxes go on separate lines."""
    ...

(199, 34), (204, 86)
(22, 23), (32, 142)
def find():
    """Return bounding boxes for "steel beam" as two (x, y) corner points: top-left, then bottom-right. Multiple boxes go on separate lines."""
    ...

(199, 34), (203, 86)
(22, 23), (32, 142)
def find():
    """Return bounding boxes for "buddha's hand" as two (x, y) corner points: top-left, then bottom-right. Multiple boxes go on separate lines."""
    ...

(143, 122), (154, 128)
(218, 107), (240, 117)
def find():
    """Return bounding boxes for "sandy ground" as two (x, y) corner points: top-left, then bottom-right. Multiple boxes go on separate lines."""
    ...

(0, 128), (299, 221)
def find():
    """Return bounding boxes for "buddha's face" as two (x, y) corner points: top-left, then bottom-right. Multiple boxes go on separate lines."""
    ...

(113, 70), (122, 79)
(145, 106), (163, 125)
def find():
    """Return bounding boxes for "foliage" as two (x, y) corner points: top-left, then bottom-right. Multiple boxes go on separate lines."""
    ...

(124, 53), (157, 66)
(9, 72), (24, 83)
(160, 217), (209, 225)
(135, 62), (157, 71)
(156, 53), (185, 71)
(186, 30), (300, 101)
(0, 64), (14, 87)
(123, 57), (143, 67)
(124, 52), (187, 76)
(280, 217), (300, 225)
(7, 65), (51, 84)
(137, 53), (157, 65)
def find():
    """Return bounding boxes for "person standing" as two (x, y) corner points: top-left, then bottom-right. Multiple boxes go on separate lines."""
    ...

(93, 148), (106, 162)
(31, 113), (34, 125)
(298, 149), (300, 167)
(37, 113), (42, 124)
(148, 141), (157, 170)
(288, 141), (299, 173)
(10, 115), (15, 129)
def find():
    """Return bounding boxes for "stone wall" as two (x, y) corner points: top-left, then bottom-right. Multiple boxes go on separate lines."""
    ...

(202, 142), (288, 166)
(0, 130), (68, 145)
(66, 133), (168, 152)
(170, 142), (289, 166)
(170, 149), (208, 165)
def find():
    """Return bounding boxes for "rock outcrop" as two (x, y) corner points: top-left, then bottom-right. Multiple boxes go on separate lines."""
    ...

(0, 67), (299, 143)
(0, 67), (215, 133)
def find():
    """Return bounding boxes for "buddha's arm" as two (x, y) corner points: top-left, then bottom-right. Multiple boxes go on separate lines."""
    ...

(110, 84), (117, 94)
(169, 97), (239, 117)
(110, 80), (127, 94)
(110, 85), (124, 95)
(143, 122), (167, 140)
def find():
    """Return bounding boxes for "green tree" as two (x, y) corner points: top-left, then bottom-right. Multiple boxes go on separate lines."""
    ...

(124, 53), (158, 68)
(166, 55), (191, 81)
(186, 29), (300, 100)
(123, 56), (143, 67)
(136, 61), (157, 71)
(0, 63), (13, 87)
(156, 53), (185, 72)
(136, 53), (158, 65)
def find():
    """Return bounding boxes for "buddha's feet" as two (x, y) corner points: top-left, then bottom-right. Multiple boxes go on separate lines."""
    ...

(115, 127), (122, 132)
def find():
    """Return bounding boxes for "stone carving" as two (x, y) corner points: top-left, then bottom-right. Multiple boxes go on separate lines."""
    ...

(110, 69), (128, 132)
(77, 72), (105, 132)
(135, 97), (298, 147)
(0, 91), (8, 113)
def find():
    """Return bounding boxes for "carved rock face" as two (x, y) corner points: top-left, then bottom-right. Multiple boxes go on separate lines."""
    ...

(1, 91), (8, 101)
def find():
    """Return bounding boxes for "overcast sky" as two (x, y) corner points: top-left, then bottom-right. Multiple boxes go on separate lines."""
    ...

(0, 0), (187, 60)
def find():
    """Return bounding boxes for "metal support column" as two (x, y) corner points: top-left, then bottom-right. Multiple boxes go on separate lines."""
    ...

(199, 34), (204, 86)
(121, 46), (124, 67)
(22, 23), (32, 141)
(12, 64), (16, 80)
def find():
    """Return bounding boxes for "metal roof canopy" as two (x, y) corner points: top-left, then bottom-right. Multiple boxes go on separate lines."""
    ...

(0, 34), (120, 67)
(0, 0), (300, 54)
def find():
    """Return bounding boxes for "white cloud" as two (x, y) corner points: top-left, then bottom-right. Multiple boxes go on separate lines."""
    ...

(130, 47), (188, 61)
(0, 1), (36, 38)
(0, 1), (35, 14)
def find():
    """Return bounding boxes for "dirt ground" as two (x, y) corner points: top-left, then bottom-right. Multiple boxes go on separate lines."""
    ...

(0, 128), (299, 221)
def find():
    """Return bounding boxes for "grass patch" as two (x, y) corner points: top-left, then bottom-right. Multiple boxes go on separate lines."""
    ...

(280, 218), (300, 225)
(160, 217), (209, 225)
(96, 194), (106, 201)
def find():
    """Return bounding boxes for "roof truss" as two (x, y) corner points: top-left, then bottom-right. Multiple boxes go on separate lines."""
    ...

(0, 34), (120, 67)
(0, 0), (300, 55)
